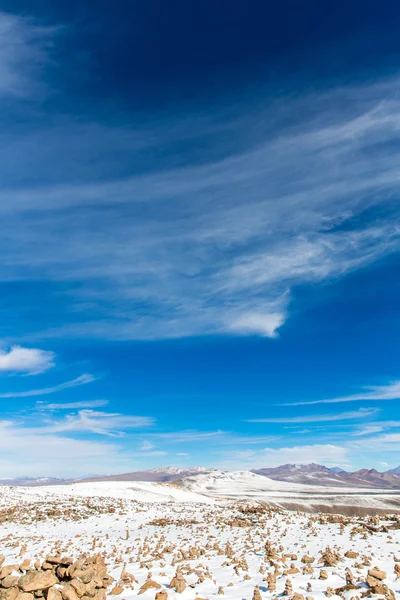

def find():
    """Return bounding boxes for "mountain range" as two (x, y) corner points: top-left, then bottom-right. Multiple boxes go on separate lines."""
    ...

(3, 464), (400, 489)
(252, 463), (400, 488)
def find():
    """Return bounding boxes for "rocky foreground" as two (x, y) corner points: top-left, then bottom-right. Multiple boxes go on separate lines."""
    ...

(0, 484), (400, 600)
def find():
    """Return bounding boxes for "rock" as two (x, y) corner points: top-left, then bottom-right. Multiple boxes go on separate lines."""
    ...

(169, 571), (186, 594)
(0, 567), (20, 580)
(138, 575), (161, 595)
(284, 579), (293, 596)
(252, 587), (262, 600)
(45, 558), (62, 566)
(368, 568), (386, 582)
(60, 585), (79, 600)
(69, 580), (87, 597)
(319, 570), (328, 580)
(345, 552), (359, 559)
(109, 587), (123, 596)
(0, 588), (19, 600)
(72, 571), (93, 586)
(55, 569), (67, 581)
(82, 582), (97, 598)
(16, 594), (34, 600)
(2, 577), (20, 589)
(155, 592), (167, 600)
(47, 588), (62, 600)
(18, 572), (58, 593)
(19, 562), (30, 573)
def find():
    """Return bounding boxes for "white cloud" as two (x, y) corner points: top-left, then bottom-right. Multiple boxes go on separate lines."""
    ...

(32, 410), (154, 437)
(219, 443), (349, 470)
(228, 311), (286, 338)
(0, 345), (55, 374)
(0, 373), (95, 398)
(247, 407), (378, 423)
(286, 380), (400, 406)
(371, 433), (400, 443)
(37, 399), (108, 410)
(0, 11), (55, 98)
(0, 402), (155, 477)
(0, 420), (130, 478)
(2, 75), (400, 340)
(353, 424), (384, 436)
(138, 441), (154, 451)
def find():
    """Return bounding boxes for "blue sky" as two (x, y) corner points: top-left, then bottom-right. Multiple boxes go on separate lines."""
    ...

(1, 0), (400, 476)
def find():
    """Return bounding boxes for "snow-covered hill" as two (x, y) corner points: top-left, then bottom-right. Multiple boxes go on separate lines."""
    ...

(179, 469), (400, 513)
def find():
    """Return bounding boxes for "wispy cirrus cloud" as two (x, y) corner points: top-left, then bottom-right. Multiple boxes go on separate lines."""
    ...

(0, 11), (55, 99)
(247, 407), (379, 423)
(37, 399), (108, 410)
(0, 373), (95, 398)
(30, 409), (154, 437)
(1, 61), (400, 341)
(285, 380), (400, 406)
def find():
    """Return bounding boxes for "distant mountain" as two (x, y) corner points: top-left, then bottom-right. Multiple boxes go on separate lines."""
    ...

(253, 463), (400, 489)
(387, 465), (400, 474)
(0, 476), (66, 486)
(329, 466), (347, 473)
(71, 466), (211, 484)
(252, 463), (348, 486)
(3, 463), (400, 489)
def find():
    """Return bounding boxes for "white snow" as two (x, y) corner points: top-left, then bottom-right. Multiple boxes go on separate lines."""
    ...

(1, 478), (400, 600)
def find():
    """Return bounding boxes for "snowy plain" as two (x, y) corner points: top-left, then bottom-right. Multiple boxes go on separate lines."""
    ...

(1, 472), (400, 600)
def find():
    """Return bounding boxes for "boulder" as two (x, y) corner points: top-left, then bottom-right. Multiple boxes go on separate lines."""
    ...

(18, 572), (58, 593)
(47, 588), (62, 600)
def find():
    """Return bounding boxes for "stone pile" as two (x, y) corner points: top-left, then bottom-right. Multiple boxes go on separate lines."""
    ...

(0, 555), (114, 600)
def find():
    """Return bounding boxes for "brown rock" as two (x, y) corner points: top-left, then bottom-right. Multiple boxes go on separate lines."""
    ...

(81, 583), (96, 598)
(345, 552), (359, 559)
(2, 577), (20, 589)
(169, 571), (186, 594)
(252, 587), (262, 600)
(47, 588), (62, 600)
(19, 562), (30, 573)
(368, 568), (386, 582)
(0, 588), (19, 600)
(109, 587), (123, 596)
(72, 571), (94, 586)
(138, 575), (161, 595)
(155, 592), (167, 600)
(16, 593), (34, 600)
(1, 567), (20, 579)
(18, 572), (58, 593)
(60, 585), (79, 600)
(69, 581), (87, 598)
(55, 569), (67, 581)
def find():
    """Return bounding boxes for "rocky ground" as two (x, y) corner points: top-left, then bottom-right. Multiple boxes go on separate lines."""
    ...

(0, 484), (400, 600)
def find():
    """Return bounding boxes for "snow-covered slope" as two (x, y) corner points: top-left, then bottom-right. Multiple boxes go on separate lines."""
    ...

(179, 469), (400, 513)
(0, 480), (215, 505)
(1, 480), (400, 600)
